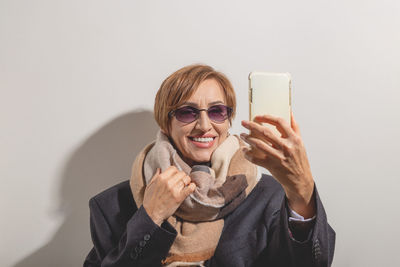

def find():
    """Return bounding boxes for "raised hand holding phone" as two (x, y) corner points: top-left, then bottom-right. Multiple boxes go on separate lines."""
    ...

(241, 72), (315, 218)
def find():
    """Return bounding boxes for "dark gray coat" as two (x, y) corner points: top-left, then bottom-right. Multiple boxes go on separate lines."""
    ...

(84, 174), (335, 267)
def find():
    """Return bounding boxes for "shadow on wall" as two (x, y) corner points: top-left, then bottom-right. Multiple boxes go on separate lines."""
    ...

(14, 110), (159, 267)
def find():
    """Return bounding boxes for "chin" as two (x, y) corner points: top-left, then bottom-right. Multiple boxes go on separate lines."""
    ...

(186, 151), (213, 165)
(195, 154), (212, 163)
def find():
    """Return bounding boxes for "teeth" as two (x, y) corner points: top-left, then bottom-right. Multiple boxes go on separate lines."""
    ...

(192, 137), (214, 143)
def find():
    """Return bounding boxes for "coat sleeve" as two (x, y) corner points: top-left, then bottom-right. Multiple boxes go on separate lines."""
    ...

(83, 197), (177, 267)
(255, 185), (336, 267)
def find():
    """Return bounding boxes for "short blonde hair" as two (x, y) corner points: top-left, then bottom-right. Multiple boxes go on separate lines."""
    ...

(154, 64), (236, 132)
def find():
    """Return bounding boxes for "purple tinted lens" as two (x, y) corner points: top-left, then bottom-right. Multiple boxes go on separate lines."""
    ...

(175, 106), (198, 123)
(173, 105), (231, 123)
(208, 105), (229, 122)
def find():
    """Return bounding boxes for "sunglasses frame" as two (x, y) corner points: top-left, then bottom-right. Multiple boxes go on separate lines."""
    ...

(168, 104), (233, 124)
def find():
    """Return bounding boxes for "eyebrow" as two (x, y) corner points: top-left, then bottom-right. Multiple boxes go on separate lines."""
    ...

(181, 101), (225, 108)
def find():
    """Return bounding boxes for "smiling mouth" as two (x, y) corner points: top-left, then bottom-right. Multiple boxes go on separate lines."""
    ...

(188, 136), (216, 143)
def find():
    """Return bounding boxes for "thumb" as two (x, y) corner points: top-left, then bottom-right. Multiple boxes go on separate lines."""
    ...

(291, 111), (301, 135)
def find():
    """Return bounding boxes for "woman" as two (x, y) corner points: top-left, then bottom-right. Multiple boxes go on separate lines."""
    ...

(84, 64), (335, 267)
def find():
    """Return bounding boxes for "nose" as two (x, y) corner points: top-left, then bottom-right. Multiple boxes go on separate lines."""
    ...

(195, 110), (212, 132)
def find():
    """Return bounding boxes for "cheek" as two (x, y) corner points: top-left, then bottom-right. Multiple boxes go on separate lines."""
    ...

(217, 123), (230, 138)
(171, 126), (190, 148)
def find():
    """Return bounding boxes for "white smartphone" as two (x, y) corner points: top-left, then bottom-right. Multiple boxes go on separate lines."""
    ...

(248, 72), (292, 137)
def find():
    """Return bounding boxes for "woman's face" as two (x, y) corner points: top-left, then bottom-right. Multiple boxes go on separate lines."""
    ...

(167, 79), (231, 166)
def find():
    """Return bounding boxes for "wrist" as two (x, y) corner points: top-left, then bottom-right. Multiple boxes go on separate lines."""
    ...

(142, 204), (163, 226)
(284, 181), (316, 219)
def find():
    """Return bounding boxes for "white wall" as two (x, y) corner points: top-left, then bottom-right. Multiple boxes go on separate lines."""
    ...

(1, 0), (399, 266)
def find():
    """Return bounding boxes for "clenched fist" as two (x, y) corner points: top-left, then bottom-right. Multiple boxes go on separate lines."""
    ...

(143, 166), (196, 226)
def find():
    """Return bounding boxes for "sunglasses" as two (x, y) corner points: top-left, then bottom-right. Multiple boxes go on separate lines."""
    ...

(169, 104), (233, 124)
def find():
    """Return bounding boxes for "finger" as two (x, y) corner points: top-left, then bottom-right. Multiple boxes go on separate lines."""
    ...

(182, 175), (191, 186)
(241, 132), (280, 154)
(170, 171), (188, 188)
(253, 115), (291, 137)
(176, 180), (186, 190)
(291, 111), (301, 135)
(174, 174), (191, 190)
(240, 134), (284, 160)
(253, 114), (294, 138)
(159, 169), (186, 189)
(244, 152), (272, 167)
(242, 147), (260, 162)
(160, 165), (179, 178)
(182, 182), (196, 197)
(241, 121), (284, 149)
